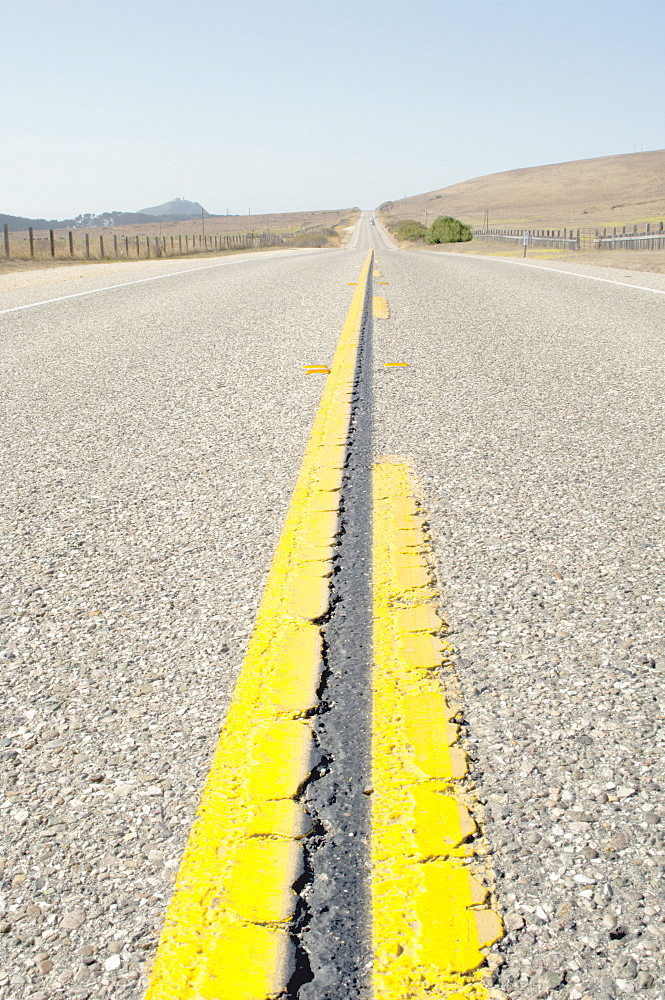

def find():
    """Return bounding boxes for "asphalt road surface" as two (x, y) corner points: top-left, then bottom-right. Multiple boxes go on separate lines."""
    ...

(1, 215), (663, 1000)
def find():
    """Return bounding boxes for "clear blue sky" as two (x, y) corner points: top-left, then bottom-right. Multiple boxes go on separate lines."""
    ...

(3, 0), (664, 218)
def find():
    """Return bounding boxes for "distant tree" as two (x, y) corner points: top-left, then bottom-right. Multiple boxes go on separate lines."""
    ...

(72, 214), (97, 229)
(378, 201), (394, 212)
(427, 216), (472, 244)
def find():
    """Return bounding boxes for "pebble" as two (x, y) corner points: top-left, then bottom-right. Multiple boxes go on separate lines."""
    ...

(61, 909), (86, 930)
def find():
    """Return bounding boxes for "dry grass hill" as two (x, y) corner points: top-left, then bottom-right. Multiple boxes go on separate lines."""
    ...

(380, 149), (665, 231)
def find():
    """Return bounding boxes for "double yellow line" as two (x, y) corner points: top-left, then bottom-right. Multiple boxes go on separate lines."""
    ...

(146, 253), (502, 1000)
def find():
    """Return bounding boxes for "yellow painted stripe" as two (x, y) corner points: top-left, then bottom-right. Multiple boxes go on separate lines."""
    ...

(145, 251), (373, 1000)
(372, 461), (503, 999)
(373, 295), (390, 319)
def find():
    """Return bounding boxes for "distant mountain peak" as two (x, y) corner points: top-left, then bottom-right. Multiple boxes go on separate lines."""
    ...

(138, 198), (209, 218)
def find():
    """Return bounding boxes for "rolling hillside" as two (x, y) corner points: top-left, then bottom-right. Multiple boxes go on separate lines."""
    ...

(380, 149), (665, 230)
(138, 197), (208, 218)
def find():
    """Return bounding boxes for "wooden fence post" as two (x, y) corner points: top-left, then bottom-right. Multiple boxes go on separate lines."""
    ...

(3, 224), (9, 258)
(68, 231), (74, 256)
(125, 236), (129, 257)
(113, 235), (118, 256)
(146, 237), (150, 258)
(135, 235), (140, 258)
(85, 233), (90, 258)
(29, 227), (35, 258)
(49, 229), (55, 257)
(99, 235), (104, 258)
(179, 235), (182, 253)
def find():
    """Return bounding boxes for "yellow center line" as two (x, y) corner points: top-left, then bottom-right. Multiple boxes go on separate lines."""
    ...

(373, 295), (390, 319)
(145, 250), (373, 1000)
(372, 461), (503, 999)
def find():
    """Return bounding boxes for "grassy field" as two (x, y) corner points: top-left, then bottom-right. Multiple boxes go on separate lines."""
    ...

(379, 149), (665, 231)
(3, 208), (359, 263)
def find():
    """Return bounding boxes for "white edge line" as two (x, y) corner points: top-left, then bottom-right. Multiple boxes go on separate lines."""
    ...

(425, 250), (665, 296)
(0, 247), (333, 316)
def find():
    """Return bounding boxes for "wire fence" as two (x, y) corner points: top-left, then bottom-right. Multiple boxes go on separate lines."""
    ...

(473, 228), (577, 249)
(2, 225), (285, 262)
(472, 222), (665, 251)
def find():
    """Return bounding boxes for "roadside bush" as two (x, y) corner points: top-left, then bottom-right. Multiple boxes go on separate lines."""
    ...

(286, 230), (332, 247)
(392, 220), (428, 242)
(427, 215), (472, 244)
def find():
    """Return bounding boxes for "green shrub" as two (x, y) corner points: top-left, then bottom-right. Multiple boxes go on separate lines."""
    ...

(427, 216), (472, 244)
(392, 219), (428, 241)
(378, 201), (394, 212)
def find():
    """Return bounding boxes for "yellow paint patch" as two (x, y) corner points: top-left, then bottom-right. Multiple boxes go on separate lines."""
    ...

(246, 799), (312, 839)
(145, 250), (374, 1000)
(192, 923), (293, 1000)
(374, 295), (390, 319)
(288, 569), (331, 621)
(372, 460), (503, 998)
(223, 839), (304, 922)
